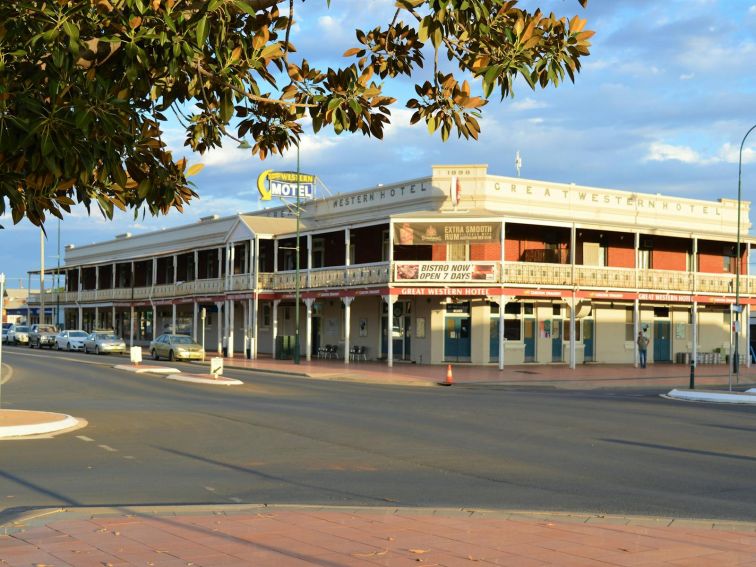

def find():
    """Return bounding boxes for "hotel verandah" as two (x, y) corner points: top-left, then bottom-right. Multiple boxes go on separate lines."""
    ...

(27, 164), (756, 369)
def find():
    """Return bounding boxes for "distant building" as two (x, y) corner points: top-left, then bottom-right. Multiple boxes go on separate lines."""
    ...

(27, 164), (756, 367)
(3, 288), (30, 324)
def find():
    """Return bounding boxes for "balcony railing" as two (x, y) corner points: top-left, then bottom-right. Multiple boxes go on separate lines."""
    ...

(23, 262), (756, 305)
(574, 266), (635, 289)
(504, 262), (573, 286)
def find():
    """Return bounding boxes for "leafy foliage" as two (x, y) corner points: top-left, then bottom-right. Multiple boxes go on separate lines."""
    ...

(0, 0), (593, 226)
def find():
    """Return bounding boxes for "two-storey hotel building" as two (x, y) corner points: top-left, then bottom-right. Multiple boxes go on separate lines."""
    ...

(28, 164), (756, 368)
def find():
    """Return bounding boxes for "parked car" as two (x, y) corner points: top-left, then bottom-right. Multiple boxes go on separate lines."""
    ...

(55, 330), (89, 351)
(29, 324), (58, 349)
(8, 324), (30, 345)
(83, 331), (127, 355)
(1, 323), (12, 343)
(150, 334), (204, 361)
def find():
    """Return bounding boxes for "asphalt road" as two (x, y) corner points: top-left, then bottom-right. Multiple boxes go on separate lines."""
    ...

(1, 346), (755, 522)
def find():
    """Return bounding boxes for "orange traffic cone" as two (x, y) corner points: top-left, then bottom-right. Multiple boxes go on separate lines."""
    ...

(439, 364), (454, 386)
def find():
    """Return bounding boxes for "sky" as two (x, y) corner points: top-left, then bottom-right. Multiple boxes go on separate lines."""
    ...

(2, 0), (756, 287)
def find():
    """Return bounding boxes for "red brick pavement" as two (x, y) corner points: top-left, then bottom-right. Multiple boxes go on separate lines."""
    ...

(2, 506), (755, 566)
(201, 356), (756, 390)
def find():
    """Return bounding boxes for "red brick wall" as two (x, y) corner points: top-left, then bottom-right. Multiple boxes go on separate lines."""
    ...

(697, 241), (748, 274)
(606, 233), (635, 268)
(470, 243), (501, 261)
(608, 245), (635, 268)
(651, 237), (690, 271)
(432, 244), (446, 261)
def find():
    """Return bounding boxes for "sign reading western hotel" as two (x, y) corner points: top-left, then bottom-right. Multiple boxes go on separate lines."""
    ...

(394, 222), (500, 244)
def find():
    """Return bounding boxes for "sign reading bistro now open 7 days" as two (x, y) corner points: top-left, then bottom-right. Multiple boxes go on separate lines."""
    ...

(257, 170), (317, 201)
(394, 222), (501, 244)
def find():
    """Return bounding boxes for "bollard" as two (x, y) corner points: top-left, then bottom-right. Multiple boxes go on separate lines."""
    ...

(689, 359), (695, 390)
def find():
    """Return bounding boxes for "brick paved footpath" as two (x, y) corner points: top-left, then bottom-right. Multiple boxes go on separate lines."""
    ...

(1, 506), (755, 566)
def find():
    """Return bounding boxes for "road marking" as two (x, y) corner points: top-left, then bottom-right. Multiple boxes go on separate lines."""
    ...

(76, 435), (95, 442)
(229, 497), (243, 503)
(98, 444), (118, 452)
(6, 350), (116, 367)
(204, 486), (216, 492)
(123, 456), (136, 460)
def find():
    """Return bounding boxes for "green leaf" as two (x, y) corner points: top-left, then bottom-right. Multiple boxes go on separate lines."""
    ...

(196, 16), (208, 46)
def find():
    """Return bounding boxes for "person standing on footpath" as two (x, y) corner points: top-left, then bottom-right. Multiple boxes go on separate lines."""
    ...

(637, 330), (649, 368)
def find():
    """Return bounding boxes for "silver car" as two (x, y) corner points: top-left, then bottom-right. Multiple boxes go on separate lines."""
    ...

(150, 334), (205, 361)
(56, 330), (89, 351)
(8, 324), (30, 345)
(83, 331), (127, 355)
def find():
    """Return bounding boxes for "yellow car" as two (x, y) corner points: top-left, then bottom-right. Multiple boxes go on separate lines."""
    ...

(150, 334), (205, 361)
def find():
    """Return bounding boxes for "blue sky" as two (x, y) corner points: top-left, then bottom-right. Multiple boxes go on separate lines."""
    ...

(3, 0), (756, 287)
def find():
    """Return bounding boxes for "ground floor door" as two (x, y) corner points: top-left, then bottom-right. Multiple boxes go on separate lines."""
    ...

(489, 318), (499, 362)
(583, 319), (594, 362)
(311, 315), (321, 356)
(381, 314), (411, 360)
(524, 319), (536, 362)
(551, 318), (562, 362)
(654, 321), (671, 362)
(444, 317), (471, 362)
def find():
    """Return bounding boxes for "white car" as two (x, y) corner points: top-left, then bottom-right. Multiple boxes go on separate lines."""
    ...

(56, 330), (89, 351)
(8, 324), (30, 345)
(1, 323), (11, 343)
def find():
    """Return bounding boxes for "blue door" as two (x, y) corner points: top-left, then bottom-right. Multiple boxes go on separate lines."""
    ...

(445, 317), (471, 361)
(552, 319), (562, 362)
(654, 321), (670, 362)
(524, 319), (536, 362)
(490, 319), (499, 362)
(381, 315), (411, 360)
(583, 320), (594, 362)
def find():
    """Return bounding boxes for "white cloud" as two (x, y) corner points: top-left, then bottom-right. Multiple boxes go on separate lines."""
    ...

(680, 73), (695, 80)
(510, 98), (548, 111)
(715, 142), (756, 164)
(645, 140), (756, 165)
(644, 142), (711, 164)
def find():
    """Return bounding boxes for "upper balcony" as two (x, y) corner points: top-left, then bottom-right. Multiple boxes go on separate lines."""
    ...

(26, 260), (756, 306)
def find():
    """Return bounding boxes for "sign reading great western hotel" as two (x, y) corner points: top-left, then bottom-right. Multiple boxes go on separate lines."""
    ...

(394, 222), (501, 244)
(257, 170), (316, 201)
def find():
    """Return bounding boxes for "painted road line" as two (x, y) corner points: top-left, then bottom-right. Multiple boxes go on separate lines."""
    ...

(76, 436), (95, 442)
(98, 445), (118, 452)
(6, 350), (117, 367)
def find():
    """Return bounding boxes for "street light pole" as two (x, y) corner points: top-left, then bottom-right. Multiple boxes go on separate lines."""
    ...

(0, 273), (5, 409)
(734, 123), (756, 386)
(294, 143), (301, 364)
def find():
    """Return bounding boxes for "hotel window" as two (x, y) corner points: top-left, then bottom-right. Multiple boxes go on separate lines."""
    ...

(382, 230), (390, 261)
(491, 302), (524, 341)
(625, 307), (634, 341)
(282, 249), (296, 271)
(563, 320), (581, 341)
(312, 238), (325, 268)
(262, 304), (271, 328)
(447, 243), (469, 261)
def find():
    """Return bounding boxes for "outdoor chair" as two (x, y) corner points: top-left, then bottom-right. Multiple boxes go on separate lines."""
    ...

(355, 345), (367, 361)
